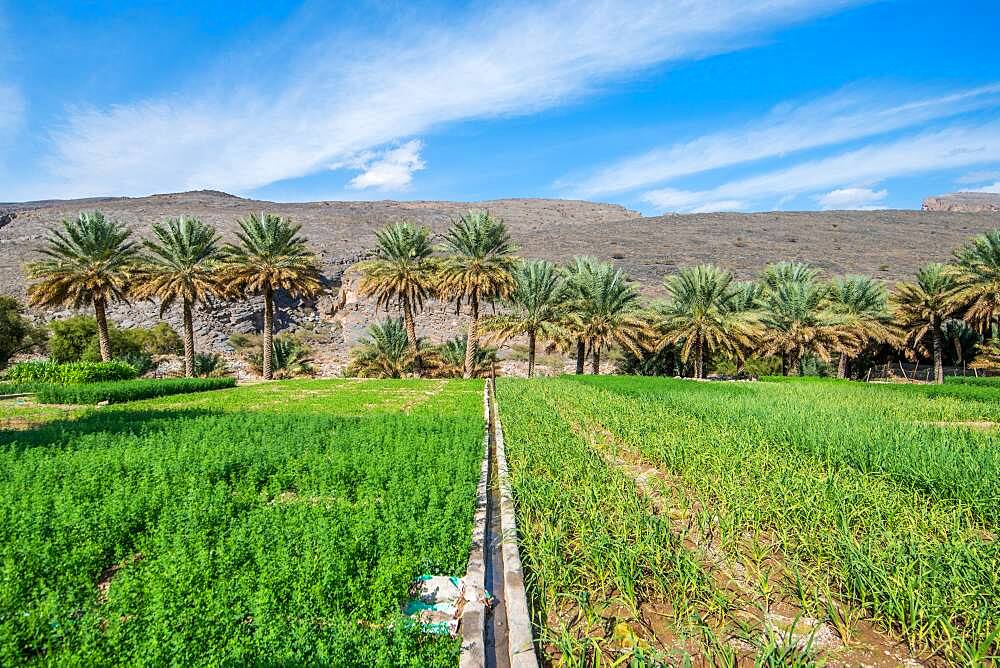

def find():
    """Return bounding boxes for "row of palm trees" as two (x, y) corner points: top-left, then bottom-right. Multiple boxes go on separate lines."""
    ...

(356, 215), (1000, 383)
(26, 211), (321, 379)
(24, 208), (1000, 384)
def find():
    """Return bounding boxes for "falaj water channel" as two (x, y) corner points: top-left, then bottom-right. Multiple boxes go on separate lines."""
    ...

(460, 381), (538, 668)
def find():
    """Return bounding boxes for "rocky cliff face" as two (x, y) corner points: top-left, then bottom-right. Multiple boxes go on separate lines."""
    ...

(922, 192), (1000, 213)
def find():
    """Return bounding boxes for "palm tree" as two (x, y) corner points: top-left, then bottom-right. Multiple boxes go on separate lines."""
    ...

(479, 260), (568, 377)
(759, 264), (852, 375)
(355, 222), (437, 365)
(430, 335), (499, 379)
(219, 212), (323, 380)
(890, 263), (959, 384)
(656, 265), (763, 379)
(760, 261), (821, 292)
(26, 211), (137, 361)
(563, 256), (603, 374)
(132, 217), (222, 377)
(828, 275), (896, 379)
(573, 262), (647, 374)
(951, 230), (1000, 336)
(346, 317), (421, 378)
(246, 336), (314, 379)
(437, 211), (518, 378)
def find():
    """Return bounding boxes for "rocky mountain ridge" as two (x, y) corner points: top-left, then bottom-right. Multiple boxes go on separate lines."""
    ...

(922, 191), (1000, 213)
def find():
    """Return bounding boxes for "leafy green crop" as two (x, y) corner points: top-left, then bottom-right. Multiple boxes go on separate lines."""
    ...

(3, 360), (138, 385)
(0, 378), (483, 665)
(33, 377), (236, 404)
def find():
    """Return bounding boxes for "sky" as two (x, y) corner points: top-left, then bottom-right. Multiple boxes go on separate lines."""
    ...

(1, 0), (999, 214)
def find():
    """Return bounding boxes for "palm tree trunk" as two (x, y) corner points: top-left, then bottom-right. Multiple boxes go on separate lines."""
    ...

(93, 295), (111, 362)
(182, 298), (195, 377)
(837, 354), (848, 379)
(403, 297), (420, 377)
(402, 297), (418, 351)
(575, 338), (585, 374)
(527, 331), (536, 378)
(464, 296), (479, 379)
(263, 286), (274, 380)
(694, 338), (704, 379)
(932, 317), (944, 385)
(796, 354), (805, 377)
(591, 346), (600, 375)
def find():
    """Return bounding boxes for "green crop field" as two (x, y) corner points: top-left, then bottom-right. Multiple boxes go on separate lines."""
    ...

(497, 376), (1000, 666)
(0, 379), (484, 666)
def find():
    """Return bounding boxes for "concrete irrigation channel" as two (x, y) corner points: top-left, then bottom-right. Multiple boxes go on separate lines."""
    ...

(459, 381), (538, 668)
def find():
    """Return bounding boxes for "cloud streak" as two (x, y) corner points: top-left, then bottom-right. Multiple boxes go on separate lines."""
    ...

(18, 0), (860, 199)
(565, 83), (1000, 198)
(347, 140), (425, 190)
(643, 122), (1000, 212)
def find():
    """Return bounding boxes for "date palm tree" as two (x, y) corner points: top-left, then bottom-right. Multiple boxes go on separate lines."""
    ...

(479, 260), (568, 377)
(430, 335), (499, 379)
(26, 211), (137, 361)
(656, 264), (763, 379)
(890, 262), (959, 384)
(759, 264), (852, 376)
(347, 317), (424, 378)
(573, 262), (647, 374)
(355, 222), (437, 366)
(951, 230), (1000, 336)
(133, 217), (222, 377)
(563, 256), (603, 374)
(828, 275), (897, 379)
(219, 212), (322, 380)
(437, 211), (517, 378)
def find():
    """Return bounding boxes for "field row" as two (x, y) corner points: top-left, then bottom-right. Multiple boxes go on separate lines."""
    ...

(497, 376), (1000, 665)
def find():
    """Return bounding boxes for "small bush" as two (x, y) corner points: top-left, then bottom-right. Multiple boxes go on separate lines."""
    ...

(3, 360), (138, 384)
(118, 351), (155, 376)
(48, 316), (99, 362)
(34, 377), (236, 405)
(193, 353), (229, 378)
(49, 316), (183, 362)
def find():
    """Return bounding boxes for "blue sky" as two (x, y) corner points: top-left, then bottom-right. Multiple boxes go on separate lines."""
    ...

(2, 0), (999, 213)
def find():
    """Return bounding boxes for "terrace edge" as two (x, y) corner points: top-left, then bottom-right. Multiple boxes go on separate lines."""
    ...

(491, 379), (539, 668)
(458, 383), (492, 667)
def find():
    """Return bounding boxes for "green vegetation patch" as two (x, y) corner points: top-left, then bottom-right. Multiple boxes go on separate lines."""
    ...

(499, 375), (1000, 664)
(3, 360), (138, 385)
(0, 378), (483, 665)
(33, 377), (236, 405)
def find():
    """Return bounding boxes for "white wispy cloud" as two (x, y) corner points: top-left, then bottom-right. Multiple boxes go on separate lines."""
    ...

(347, 140), (425, 190)
(643, 122), (1000, 212)
(15, 0), (862, 199)
(977, 182), (1000, 193)
(816, 187), (887, 210)
(565, 83), (1000, 198)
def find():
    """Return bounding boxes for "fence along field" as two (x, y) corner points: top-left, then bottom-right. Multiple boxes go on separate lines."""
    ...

(0, 379), (484, 666)
(497, 376), (1000, 666)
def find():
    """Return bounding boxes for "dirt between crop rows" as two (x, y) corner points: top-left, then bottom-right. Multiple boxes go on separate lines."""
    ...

(552, 400), (926, 667)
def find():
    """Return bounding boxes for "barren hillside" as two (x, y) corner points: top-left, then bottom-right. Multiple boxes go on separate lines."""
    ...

(2, 190), (998, 366)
